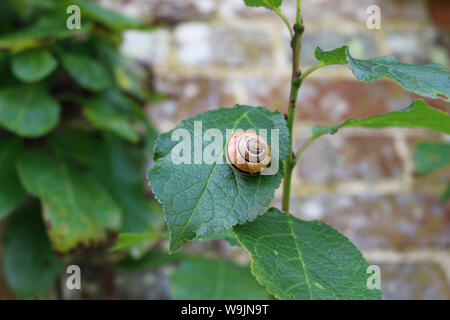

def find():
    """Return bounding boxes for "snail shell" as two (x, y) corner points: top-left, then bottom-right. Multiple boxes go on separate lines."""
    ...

(226, 130), (271, 175)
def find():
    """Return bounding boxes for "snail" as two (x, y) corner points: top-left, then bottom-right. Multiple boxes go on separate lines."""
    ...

(226, 130), (271, 175)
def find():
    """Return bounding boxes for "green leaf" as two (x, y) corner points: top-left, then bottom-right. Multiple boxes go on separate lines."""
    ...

(16, 150), (122, 253)
(81, 93), (140, 142)
(234, 208), (381, 300)
(0, 139), (26, 220)
(0, 85), (60, 137)
(243, 0), (282, 9)
(0, 16), (90, 51)
(11, 47), (57, 82)
(441, 183), (450, 203)
(109, 232), (168, 252)
(115, 251), (187, 272)
(413, 142), (450, 174)
(50, 131), (163, 256)
(346, 48), (450, 102)
(58, 49), (110, 91)
(148, 105), (289, 252)
(4, 205), (63, 299)
(313, 100), (450, 136)
(170, 257), (269, 300)
(315, 46), (348, 65)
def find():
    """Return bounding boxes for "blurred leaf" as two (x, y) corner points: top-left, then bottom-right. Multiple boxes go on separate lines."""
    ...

(95, 39), (157, 101)
(346, 48), (450, 102)
(243, 0), (282, 9)
(81, 93), (140, 143)
(59, 0), (145, 31)
(115, 251), (187, 272)
(50, 131), (164, 256)
(0, 85), (60, 137)
(441, 183), (450, 203)
(171, 257), (269, 300)
(315, 46), (347, 65)
(109, 232), (168, 252)
(11, 47), (57, 82)
(0, 138), (26, 220)
(313, 100), (450, 136)
(234, 208), (381, 300)
(0, 16), (90, 51)
(4, 205), (63, 299)
(58, 48), (110, 91)
(16, 150), (122, 253)
(413, 141), (450, 174)
(149, 105), (289, 252)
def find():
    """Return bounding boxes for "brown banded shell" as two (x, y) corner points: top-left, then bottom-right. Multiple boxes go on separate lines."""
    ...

(226, 130), (271, 175)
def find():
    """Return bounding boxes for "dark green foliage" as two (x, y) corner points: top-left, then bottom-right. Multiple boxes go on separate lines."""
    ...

(0, 0), (162, 298)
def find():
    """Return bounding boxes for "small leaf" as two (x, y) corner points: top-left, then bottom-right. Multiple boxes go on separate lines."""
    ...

(315, 46), (348, 65)
(170, 257), (269, 300)
(11, 48), (57, 82)
(115, 251), (187, 272)
(413, 142), (450, 174)
(313, 100), (450, 136)
(148, 105), (289, 252)
(58, 48), (110, 91)
(440, 183), (450, 203)
(234, 208), (381, 300)
(346, 48), (450, 102)
(4, 205), (63, 299)
(243, 0), (282, 9)
(0, 85), (60, 137)
(110, 232), (168, 252)
(81, 93), (140, 142)
(0, 16), (90, 51)
(16, 150), (122, 253)
(0, 138), (26, 220)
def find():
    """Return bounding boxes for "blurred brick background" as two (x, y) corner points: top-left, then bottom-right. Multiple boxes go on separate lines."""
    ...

(98, 0), (450, 299)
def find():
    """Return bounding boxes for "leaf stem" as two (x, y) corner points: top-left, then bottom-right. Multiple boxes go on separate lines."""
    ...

(299, 62), (325, 81)
(293, 134), (321, 163)
(272, 6), (293, 39)
(282, 0), (304, 213)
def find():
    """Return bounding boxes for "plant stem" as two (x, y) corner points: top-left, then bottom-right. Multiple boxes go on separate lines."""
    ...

(282, 0), (304, 213)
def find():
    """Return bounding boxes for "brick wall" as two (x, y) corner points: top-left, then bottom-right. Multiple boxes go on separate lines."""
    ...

(108, 0), (450, 299)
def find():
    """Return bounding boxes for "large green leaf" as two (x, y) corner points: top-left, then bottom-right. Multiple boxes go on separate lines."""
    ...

(80, 92), (140, 143)
(313, 100), (450, 136)
(16, 150), (122, 253)
(50, 131), (163, 256)
(11, 47), (57, 82)
(234, 208), (381, 300)
(346, 48), (450, 102)
(414, 142), (450, 174)
(243, 0), (282, 9)
(4, 205), (63, 299)
(170, 257), (269, 300)
(58, 49), (110, 91)
(0, 139), (26, 220)
(0, 85), (60, 137)
(148, 105), (289, 252)
(0, 16), (90, 51)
